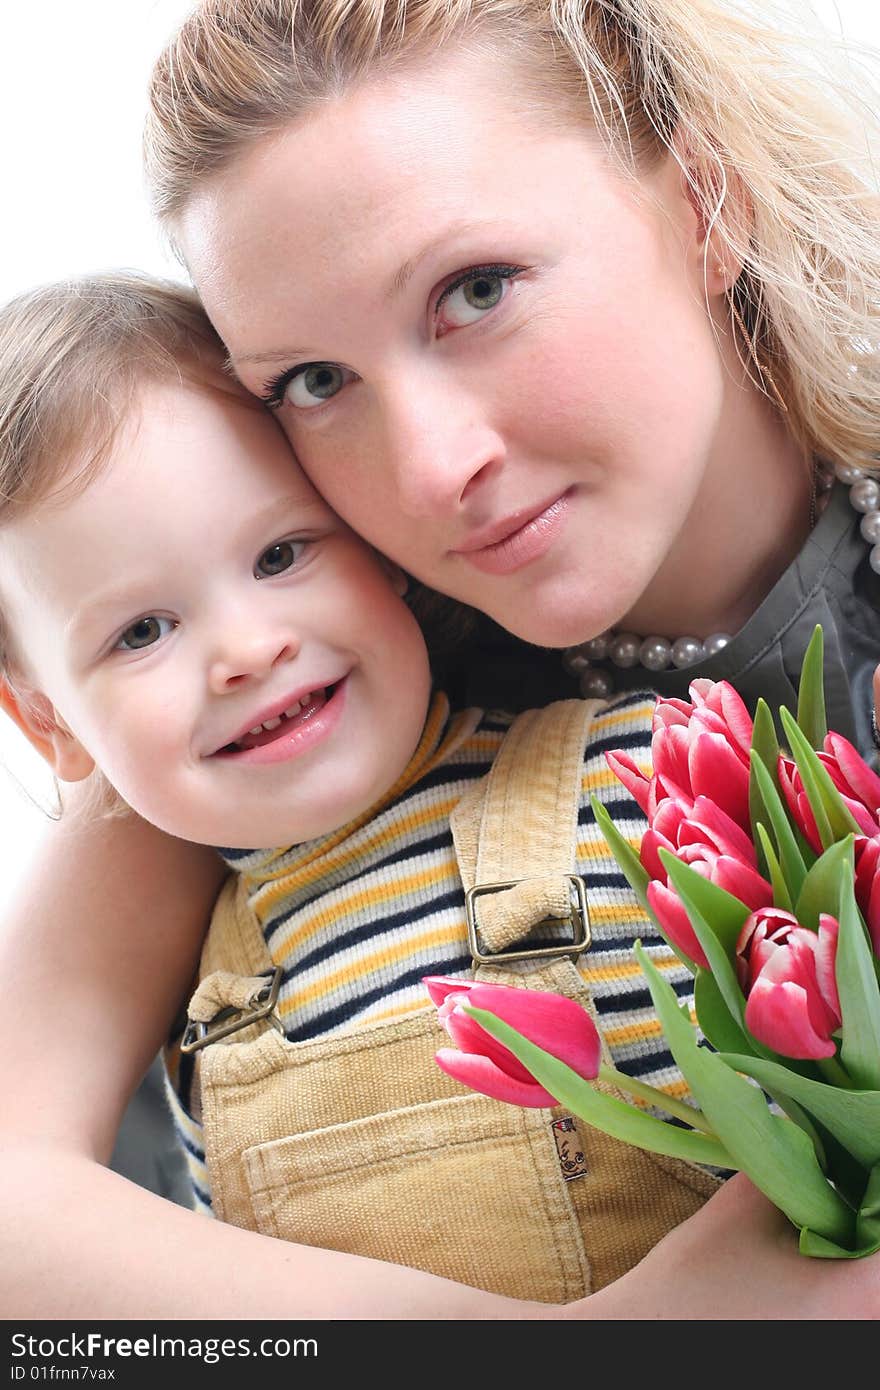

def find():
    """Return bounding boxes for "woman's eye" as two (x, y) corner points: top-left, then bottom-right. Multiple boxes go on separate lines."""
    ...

(284, 363), (347, 409)
(255, 538), (307, 578)
(435, 266), (519, 333)
(115, 615), (175, 652)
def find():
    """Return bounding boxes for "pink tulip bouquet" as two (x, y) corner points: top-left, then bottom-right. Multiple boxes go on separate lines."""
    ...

(426, 628), (880, 1259)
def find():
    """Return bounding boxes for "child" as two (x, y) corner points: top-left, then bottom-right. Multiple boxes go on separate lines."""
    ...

(0, 273), (716, 1310)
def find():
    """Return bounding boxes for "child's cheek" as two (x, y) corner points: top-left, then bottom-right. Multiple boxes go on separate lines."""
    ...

(92, 678), (192, 807)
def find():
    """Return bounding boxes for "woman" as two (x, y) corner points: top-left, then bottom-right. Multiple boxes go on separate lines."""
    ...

(0, 0), (877, 1317)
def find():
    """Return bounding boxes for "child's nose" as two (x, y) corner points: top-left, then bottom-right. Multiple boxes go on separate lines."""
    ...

(207, 626), (300, 693)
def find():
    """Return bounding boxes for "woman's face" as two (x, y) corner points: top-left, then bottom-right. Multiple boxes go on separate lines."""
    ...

(181, 45), (735, 648)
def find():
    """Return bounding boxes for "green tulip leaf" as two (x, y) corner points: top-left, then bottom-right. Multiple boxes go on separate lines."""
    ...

(634, 943), (855, 1246)
(657, 852), (763, 1050)
(779, 709), (834, 848)
(856, 1163), (880, 1250)
(796, 625), (828, 750)
(794, 835), (855, 933)
(590, 797), (699, 972)
(752, 696), (780, 764)
(751, 696), (780, 772)
(819, 1126), (876, 1211)
(596, 1061), (716, 1134)
(836, 862), (880, 1090)
(749, 698), (781, 863)
(798, 1228), (880, 1259)
(799, 1163), (880, 1257)
(779, 707), (862, 850)
(749, 749), (808, 899)
(719, 1052), (880, 1168)
(694, 970), (757, 1055)
(755, 822), (793, 913)
(460, 1003), (733, 1168)
(754, 1085), (828, 1166)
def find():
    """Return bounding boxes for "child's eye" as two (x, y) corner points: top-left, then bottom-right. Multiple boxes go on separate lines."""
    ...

(434, 265), (523, 335)
(263, 363), (356, 411)
(254, 538), (308, 578)
(115, 615), (176, 651)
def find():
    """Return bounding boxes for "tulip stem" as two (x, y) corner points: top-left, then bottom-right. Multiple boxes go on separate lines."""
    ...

(816, 1055), (854, 1089)
(597, 1064), (717, 1135)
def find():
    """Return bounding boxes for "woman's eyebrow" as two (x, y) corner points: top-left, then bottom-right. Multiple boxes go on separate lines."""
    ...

(387, 219), (490, 299)
(228, 345), (308, 370)
(229, 219), (504, 368)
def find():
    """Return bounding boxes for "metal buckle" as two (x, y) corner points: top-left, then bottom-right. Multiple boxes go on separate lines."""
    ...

(180, 967), (283, 1054)
(465, 874), (590, 965)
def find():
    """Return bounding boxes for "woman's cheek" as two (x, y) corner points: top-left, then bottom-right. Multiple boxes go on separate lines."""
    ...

(278, 414), (357, 510)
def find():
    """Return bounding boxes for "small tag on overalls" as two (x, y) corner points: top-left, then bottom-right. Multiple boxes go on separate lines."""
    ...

(551, 1116), (588, 1181)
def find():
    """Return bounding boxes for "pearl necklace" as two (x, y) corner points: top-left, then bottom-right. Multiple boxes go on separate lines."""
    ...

(562, 462), (879, 700)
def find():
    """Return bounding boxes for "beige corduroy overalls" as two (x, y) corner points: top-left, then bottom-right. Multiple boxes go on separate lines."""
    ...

(182, 700), (719, 1302)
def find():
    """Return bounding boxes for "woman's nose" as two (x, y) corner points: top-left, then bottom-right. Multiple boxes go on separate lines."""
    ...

(207, 619), (300, 694)
(380, 377), (506, 518)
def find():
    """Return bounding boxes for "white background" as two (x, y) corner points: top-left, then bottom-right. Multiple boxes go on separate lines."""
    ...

(0, 1), (877, 908)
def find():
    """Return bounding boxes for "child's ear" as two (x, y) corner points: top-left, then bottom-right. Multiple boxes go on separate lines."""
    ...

(0, 677), (95, 782)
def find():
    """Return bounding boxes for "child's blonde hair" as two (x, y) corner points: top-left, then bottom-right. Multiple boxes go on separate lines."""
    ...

(0, 274), (229, 816)
(0, 273), (223, 668)
(144, 0), (879, 474)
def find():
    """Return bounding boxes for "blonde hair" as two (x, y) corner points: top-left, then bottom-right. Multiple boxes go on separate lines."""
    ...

(0, 272), (223, 522)
(145, 0), (879, 474)
(0, 273), (227, 815)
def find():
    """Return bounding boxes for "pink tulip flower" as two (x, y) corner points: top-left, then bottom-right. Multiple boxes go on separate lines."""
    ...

(736, 908), (841, 1060)
(776, 756), (823, 854)
(643, 793), (772, 967)
(773, 736), (880, 951)
(854, 836), (880, 955)
(646, 880), (713, 969)
(607, 678), (754, 839)
(423, 975), (601, 1108)
(823, 732), (880, 825)
(607, 681), (771, 969)
(778, 734), (880, 854)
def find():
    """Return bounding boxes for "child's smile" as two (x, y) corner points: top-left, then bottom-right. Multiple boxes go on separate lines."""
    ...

(208, 677), (347, 762)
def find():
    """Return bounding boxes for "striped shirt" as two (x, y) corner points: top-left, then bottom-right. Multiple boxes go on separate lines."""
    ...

(166, 689), (693, 1212)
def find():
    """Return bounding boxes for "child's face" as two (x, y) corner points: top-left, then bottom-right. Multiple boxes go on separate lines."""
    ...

(0, 380), (431, 848)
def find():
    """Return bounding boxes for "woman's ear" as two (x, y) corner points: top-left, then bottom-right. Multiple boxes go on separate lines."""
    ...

(0, 676), (95, 782)
(671, 133), (749, 293)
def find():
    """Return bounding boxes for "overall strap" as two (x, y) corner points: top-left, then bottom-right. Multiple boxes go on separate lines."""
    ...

(450, 698), (604, 994)
(182, 875), (281, 1054)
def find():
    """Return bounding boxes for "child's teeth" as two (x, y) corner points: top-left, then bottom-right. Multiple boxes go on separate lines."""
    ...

(231, 689), (333, 749)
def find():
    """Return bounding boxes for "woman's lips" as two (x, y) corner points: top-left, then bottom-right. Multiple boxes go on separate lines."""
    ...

(212, 678), (347, 767)
(454, 492), (571, 576)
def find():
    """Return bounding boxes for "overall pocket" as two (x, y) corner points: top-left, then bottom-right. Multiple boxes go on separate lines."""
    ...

(199, 1010), (590, 1302)
(244, 1092), (590, 1303)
